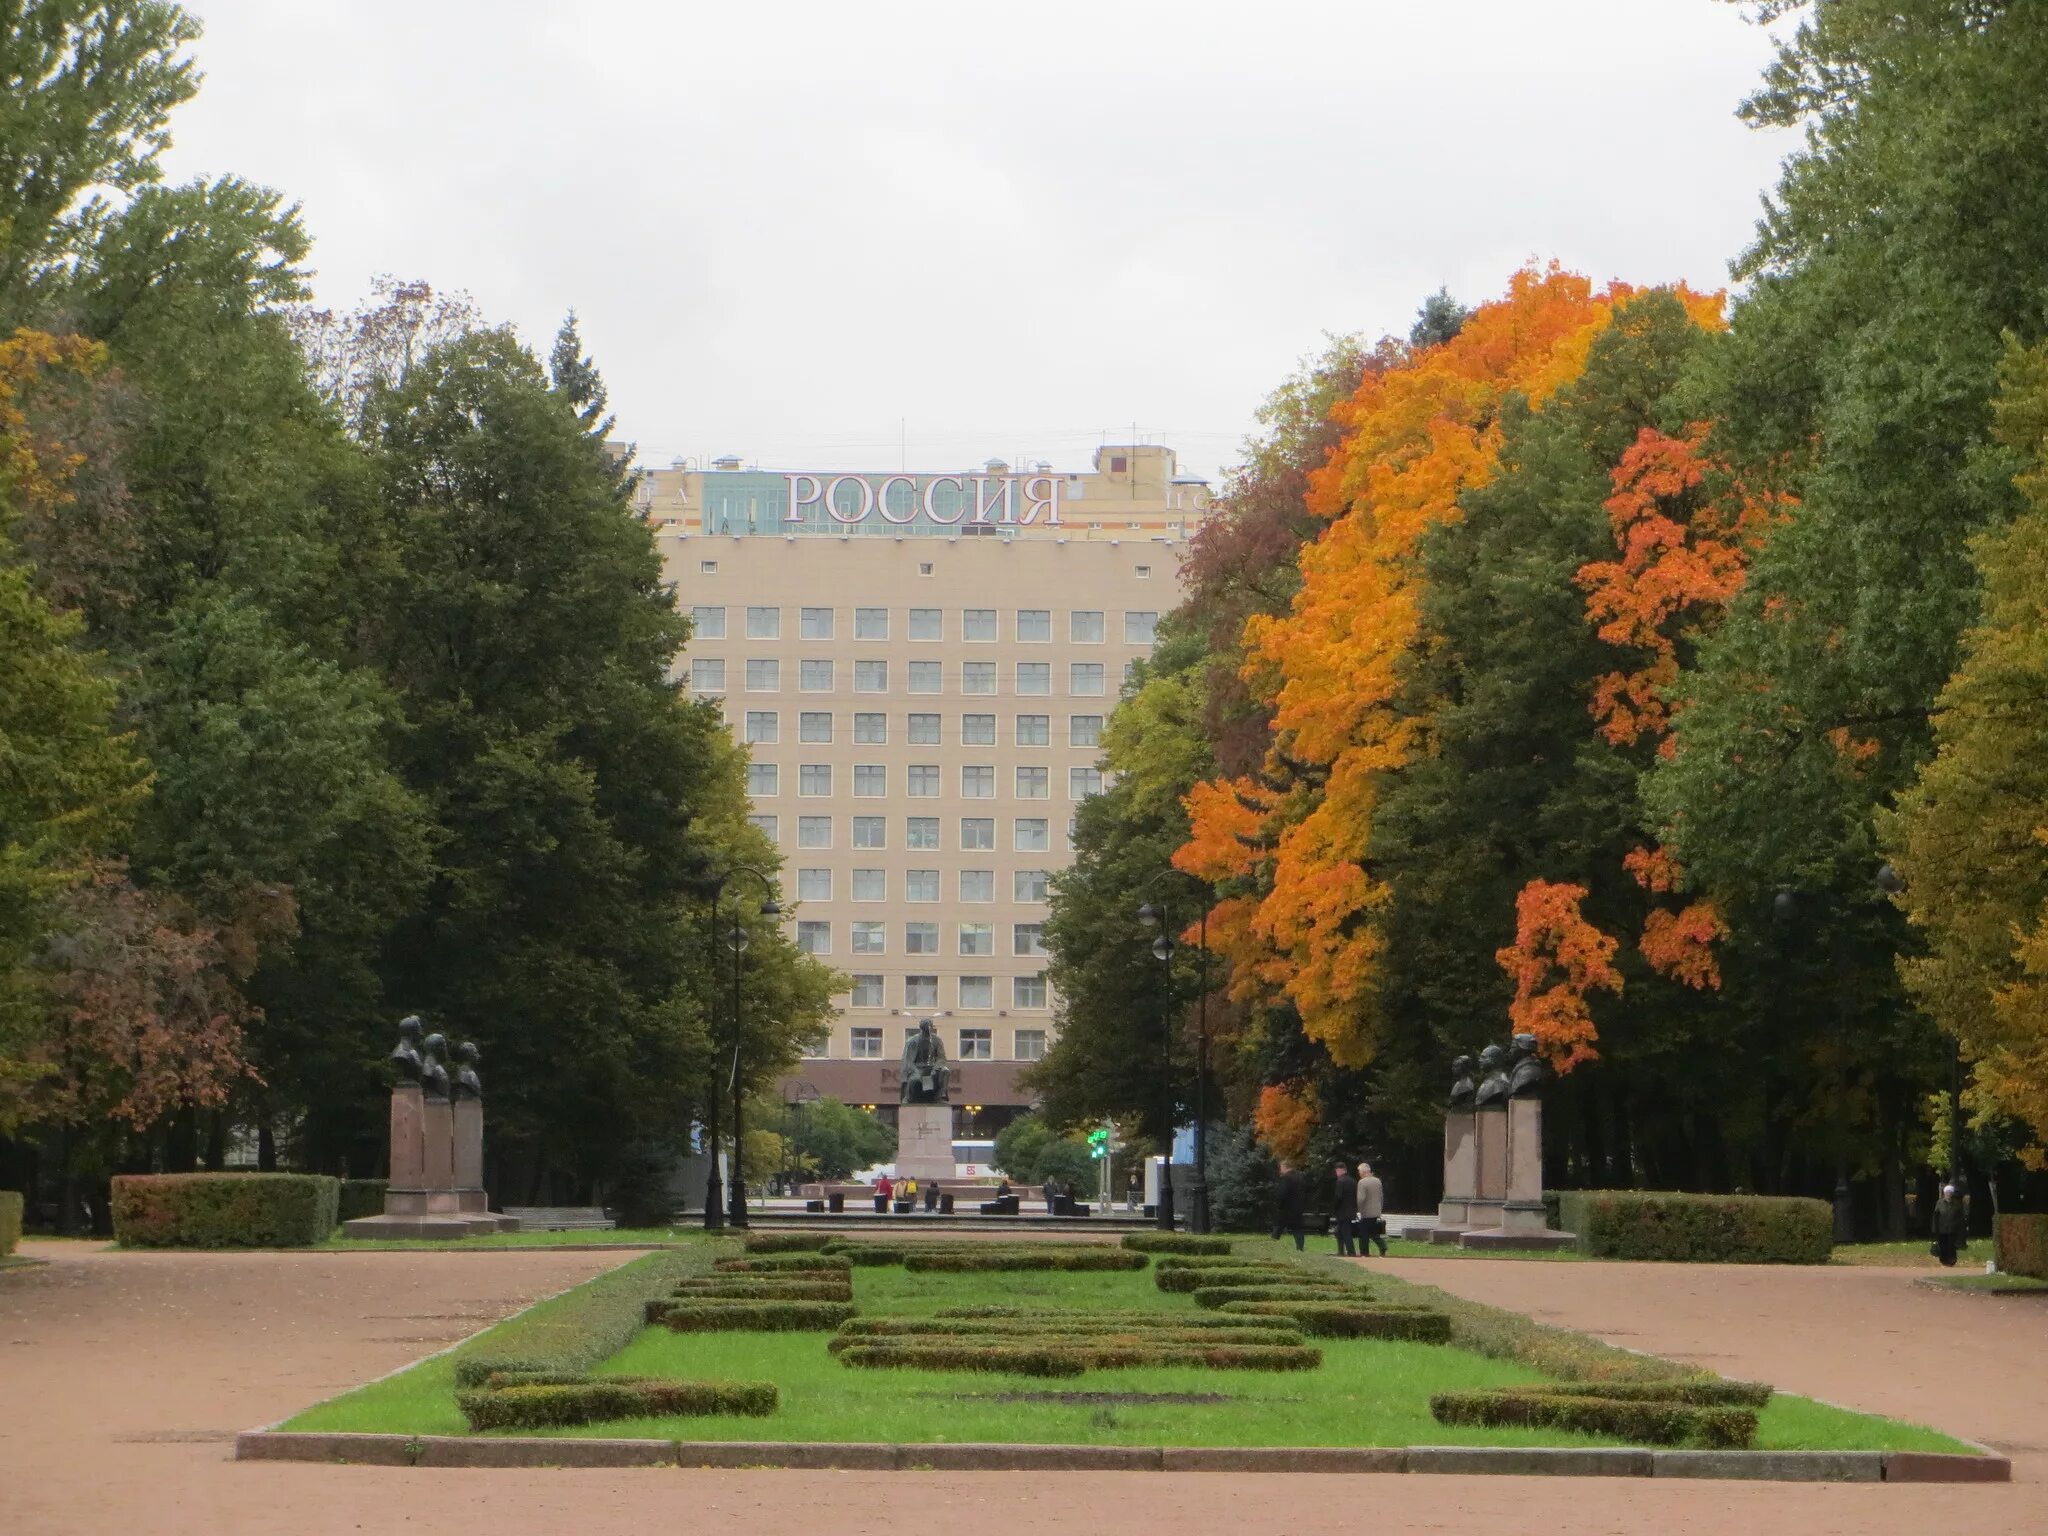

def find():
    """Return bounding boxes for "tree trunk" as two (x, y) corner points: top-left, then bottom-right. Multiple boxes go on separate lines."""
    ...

(204, 1112), (227, 1171)
(257, 1122), (277, 1172)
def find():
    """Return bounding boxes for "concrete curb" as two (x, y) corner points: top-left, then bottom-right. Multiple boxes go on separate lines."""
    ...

(232, 1432), (2010, 1482)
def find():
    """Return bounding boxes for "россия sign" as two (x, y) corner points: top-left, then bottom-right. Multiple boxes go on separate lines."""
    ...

(784, 472), (1062, 526)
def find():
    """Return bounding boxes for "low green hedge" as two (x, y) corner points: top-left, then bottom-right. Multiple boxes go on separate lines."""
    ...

(817, 1244), (906, 1266)
(715, 1253), (853, 1273)
(1153, 1254), (1297, 1272)
(1555, 1191), (1832, 1264)
(1120, 1233), (1234, 1256)
(838, 1342), (1322, 1374)
(454, 1249), (702, 1386)
(930, 1306), (1304, 1329)
(832, 1318), (1304, 1346)
(827, 1327), (1306, 1354)
(669, 1279), (851, 1302)
(337, 1179), (387, 1224)
(0, 1190), (21, 1257)
(111, 1173), (340, 1248)
(743, 1232), (833, 1254)
(1156, 1264), (1345, 1293)
(905, 1248), (1148, 1273)
(839, 1343), (1086, 1377)
(1219, 1300), (1451, 1342)
(1513, 1378), (1772, 1408)
(656, 1299), (856, 1332)
(458, 1376), (778, 1430)
(1995, 1213), (2048, 1280)
(1430, 1389), (1758, 1449)
(1193, 1284), (1368, 1309)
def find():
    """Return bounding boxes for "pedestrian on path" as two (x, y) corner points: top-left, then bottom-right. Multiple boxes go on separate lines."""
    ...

(1932, 1183), (1966, 1267)
(1271, 1160), (1307, 1251)
(1331, 1159), (1359, 1257)
(1356, 1161), (1388, 1256)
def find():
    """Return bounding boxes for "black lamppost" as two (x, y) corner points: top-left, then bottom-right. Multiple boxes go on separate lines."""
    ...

(1138, 876), (1211, 1235)
(701, 865), (780, 1231)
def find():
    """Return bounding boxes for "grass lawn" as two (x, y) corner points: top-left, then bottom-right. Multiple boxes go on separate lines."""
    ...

(282, 1256), (1970, 1454)
(1917, 1271), (2048, 1294)
(1831, 1240), (1989, 1268)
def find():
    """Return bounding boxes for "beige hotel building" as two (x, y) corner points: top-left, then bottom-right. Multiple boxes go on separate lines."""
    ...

(638, 445), (1210, 1141)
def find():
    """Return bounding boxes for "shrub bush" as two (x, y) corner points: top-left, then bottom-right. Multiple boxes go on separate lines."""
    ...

(827, 1327), (1305, 1354)
(1192, 1284), (1368, 1309)
(905, 1248), (1147, 1273)
(818, 1243), (907, 1266)
(1120, 1233), (1234, 1256)
(929, 1306), (1302, 1329)
(838, 1341), (1321, 1374)
(336, 1179), (387, 1224)
(838, 1343), (1087, 1377)
(1430, 1389), (1758, 1449)
(657, 1300), (856, 1332)
(1554, 1191), (1832, 1264)
(1156, 1264), (1346, 1294)
(832, 1317), (1304, 1346)
(744, 1232), (833, 1254)
(1152, 1254), (1297, 1272)
(111, 1173), (340, 1248)
(669, 1279), (852, 1302)
(715, 1253), (853, 1273)
(457, 1376), (778, 1430)
(454, 1249), (700, 1386)
(1995, 1213), (2048, 1279)
(1218, 1300), (1452, 1342)
(0, 1190), (22, 1257)
(1513, 1378), (1772, 1408)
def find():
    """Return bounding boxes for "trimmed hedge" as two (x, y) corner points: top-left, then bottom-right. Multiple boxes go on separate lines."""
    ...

(838, 1342), (1322, 1374)
(839, 1343), (1086, 1377)
(743, 1232), (833, 1254)
(930, 1306), (1306, 1329)
(1120, 1233), (1234, 1256)
(1555, 1191), (1832, 1264)
(905, 1248), (1148, 1273)
(1193, 1284), (1369, 1309)
(1156, 1264), (1347, 1294)
(715, 1253), (853, 1273)
(817, 1243), (907, 1266)
(670, 1279), (852, 1301)
(1153, 1254), (1298, 1272)
(336, 1179), (387, 1224)
(111, 1173), (340, 1248)
(1513, 1378), (1772, 1408)
(832, 1318), (1304, 1346)
(0, 1190), (21, 1257)
(1430, 1389), (1758, 1449)
(1219, 1300), (1452, 1342)
(827, 1327), (1305, 1353)
(656, 1299), (856, 1332)
(1995, 1213), (2048, 1280)
(454, 1249), (701, 1387)
(458, 1375), (778, 1430)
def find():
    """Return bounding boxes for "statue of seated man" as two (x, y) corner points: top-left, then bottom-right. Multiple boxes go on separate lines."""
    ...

(899, 1018), (951, 1104)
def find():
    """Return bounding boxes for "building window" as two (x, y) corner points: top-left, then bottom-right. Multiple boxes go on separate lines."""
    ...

(962, 661), (996, 695)
(1124, 659), (1140, 686)
(1014, 869), (1049, 902)
(963, 608), (997, 642)
(851, 1026), (883, 1058)
(854, 764), (887, 797)
(906, 922), (939, 955)
(799, 659), (833, 692)
(905, 870), (939, 902)
(1065, 815), (1078, 851)
(962, 713), (996, 746)
(905, 975), (939, 1008)
(851, 921), (886, 955)
(908, 660), (942, 694)
(959, 976), (993, 1010)
(798, 814), (832, 848)
(1015, 766), (1049, 799)
(851, 975), (884, 1008)
(907, 764), (940, 797)
(1016, 662), (1051, 696)
(745, 762), (779, 796)
(854, 712), (886, 745)
(852, 868), (886, 901)
(962, 765), (995, 798)
(1070, 714), (1103, 747)
(961, 869), (995, 902)
(691, 657), (726, 693)
(699, 559), (718, 574)
(796, 920), (831, 954)
(745, 658), (779, 692)
(799, 764), (832, 796)
(908, 712), (941, 744)
(1017, 609), (1051, 643)
(747, 813), (778, 842)
(746, 606), (780, 639)
(691, 604), (727, 639)
(1014, 1028), (1047, 1061)
(800, 606), (834, 639)
(1013, 923), (1047, 958)
(1070, 662), (1105, 696)
(1071, 766), (1103, 799)
(855, 660), (887, 693)
(1135, 564), (1152, 578)
(1015, 817), (1050, 851)
(1014, 973), (1048, 1009)
(909, 607), (942, 641)
(1070, 610), (1104, 643)
(1126, 611), (1159, 645)
(961, 817), (995, 851)
(1108, 454), (1128, 474)
(744, 710), (779, 744)
(906, 816), (939, 850)
(918, 561), (934, 576)
(958, 922), (994, 957)
(801, 710), (833, 742)
(855, 606), (889, 640)
(844, 816), (882, 850)
(1016, 714), (1049, 746)
(958, 1027), (993, 1061)
(798, 868), (831, 901)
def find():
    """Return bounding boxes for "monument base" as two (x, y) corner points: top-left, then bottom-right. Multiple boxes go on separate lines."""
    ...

(894, 1103), (956, 1184)
(1457, 1226), (1578, 1252)
(1463, 1197), (1505, 1230)
(341, 1213), (483, 1240)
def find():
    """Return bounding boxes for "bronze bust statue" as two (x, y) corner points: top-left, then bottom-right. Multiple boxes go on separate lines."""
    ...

(1473, 1043), (1510, 1108)
(388, 1015), (425, 1083)
(453, 1041), (483, 1102)
(420, 1032), (452, 1103)
(899, 1019), (951, 1104)
(1506, 1032), (1546, 1098)
(1447, 1054), (1476, 1107)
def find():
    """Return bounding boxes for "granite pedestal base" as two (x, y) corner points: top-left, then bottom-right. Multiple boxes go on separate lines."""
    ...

(895, 1103), (956, 1184)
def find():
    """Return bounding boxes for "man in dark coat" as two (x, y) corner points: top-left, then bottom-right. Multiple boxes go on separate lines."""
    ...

(1272, 1160), (1308, 1252)
(1331, 1160), (1359, 1257)
(1932, 1183), (1966, 1267)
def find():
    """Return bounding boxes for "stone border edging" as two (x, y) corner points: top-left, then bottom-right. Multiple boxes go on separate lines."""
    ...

(232, 1432), (2009, 1482)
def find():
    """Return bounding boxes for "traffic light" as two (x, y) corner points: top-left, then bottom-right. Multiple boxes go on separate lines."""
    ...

(1087, 1127), (1110, 1160)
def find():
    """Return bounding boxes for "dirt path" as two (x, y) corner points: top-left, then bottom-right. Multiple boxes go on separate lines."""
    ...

(3, 1242), (2036, 1536)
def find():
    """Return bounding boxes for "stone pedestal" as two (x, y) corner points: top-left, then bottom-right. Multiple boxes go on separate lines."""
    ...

(895, 1103), (955, 1184)
(379, 1083), (432, 1217)
(1506, 1096), (1543, 1205)
(1438, 1111), (1477, 1227)
(450, 1098), (518, 1233)
(422, 1097), (459, 1215)
(1468, 1105), (1507, 1229)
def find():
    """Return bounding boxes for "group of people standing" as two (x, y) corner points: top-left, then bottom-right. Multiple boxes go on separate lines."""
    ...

(1271, 1158), (1387, 1256)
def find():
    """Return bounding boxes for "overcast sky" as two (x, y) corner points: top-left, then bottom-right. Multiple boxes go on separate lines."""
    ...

(160, 2), (1793, 485)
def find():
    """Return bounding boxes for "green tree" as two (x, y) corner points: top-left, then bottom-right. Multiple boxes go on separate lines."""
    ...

(771, 1097), (895, 1181)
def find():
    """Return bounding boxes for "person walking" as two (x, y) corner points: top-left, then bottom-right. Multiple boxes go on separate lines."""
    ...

(1932, 1183), (1966, 1267)
(1271, 1160), (1308, 1252)
(1356, 1160), (1388, 1256)
(1331, 1159), (1359, 1257)
(1042, 1175), (1060, 1216)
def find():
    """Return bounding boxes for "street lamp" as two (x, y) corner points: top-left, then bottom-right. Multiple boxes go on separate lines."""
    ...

(700, 865), (780, 1231)
(1138, 878), (1212, 1234)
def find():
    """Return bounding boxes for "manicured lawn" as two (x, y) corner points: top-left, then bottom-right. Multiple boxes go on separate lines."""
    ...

(1918, 1271), (2048, 1294)
(1831, 1240), (1987, 1268)
(283, 1257), (1971, 1453)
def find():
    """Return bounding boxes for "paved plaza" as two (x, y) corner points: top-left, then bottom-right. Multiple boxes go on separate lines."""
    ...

(1, 1241), (2037, 1536)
